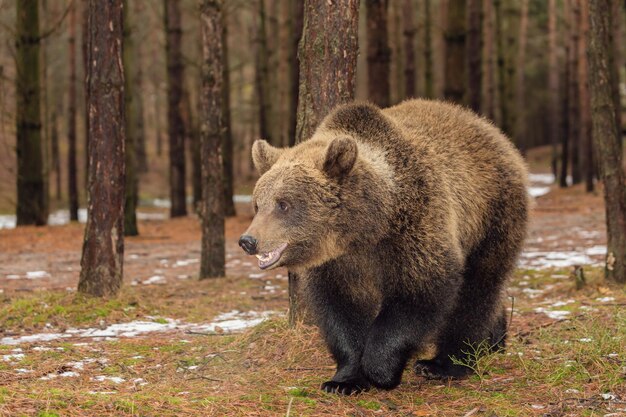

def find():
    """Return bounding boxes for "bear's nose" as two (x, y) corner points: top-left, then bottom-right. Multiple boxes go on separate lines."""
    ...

(238, 235), (258, 255)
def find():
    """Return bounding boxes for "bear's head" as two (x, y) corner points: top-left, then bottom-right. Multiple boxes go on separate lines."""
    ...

(239, 135), (393, 272)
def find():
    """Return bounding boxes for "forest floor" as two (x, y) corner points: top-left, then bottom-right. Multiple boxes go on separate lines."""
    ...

(1, 165), (626, 416)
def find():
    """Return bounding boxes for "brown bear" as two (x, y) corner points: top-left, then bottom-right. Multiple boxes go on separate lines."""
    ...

(239, 99), (529, 395)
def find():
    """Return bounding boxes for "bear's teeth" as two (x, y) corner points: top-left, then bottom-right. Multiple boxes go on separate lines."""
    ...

(255, 254), (263, 259)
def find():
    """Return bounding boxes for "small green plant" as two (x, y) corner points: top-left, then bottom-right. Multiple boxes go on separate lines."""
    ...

(450, 340), (502, 383)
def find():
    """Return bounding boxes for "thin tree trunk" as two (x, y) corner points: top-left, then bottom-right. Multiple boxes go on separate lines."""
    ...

(50, 110), (61, 201)
(367, 0), (391, 107)
(288, 0), (303, 146)
(164, 0), (187, 218)
(82, 0), (89, 194)
(578, 0), (594, 192)
(467, 0), (482, 112)
(78, 0), (125, 297)
(483, 0), (495, 121)
(570, 1), (582, 185)
(503, 2), (519, 138)
(444, 0), (466, 103)
(199, 0), (225, 279)
(16, 0), (46, 226)
(191, 88), (202, 210)
(255, 0), (273, 144)
(293, 0), (359, 324)
(560, 41), (571, 189)
(133, 0), (147, 174)
(41, 0), (50, 221)
(222, 9), (236, 217)
(494, 0), (505, 128)
(548, 0), (560, 179)
(424, 0), (434, 98)
(403, 0), (416, 98)
(68, 1), (79, 221)
(588, 0), (626, 283)
(123, 0), (138, 236)
(514, 0), (528, 151)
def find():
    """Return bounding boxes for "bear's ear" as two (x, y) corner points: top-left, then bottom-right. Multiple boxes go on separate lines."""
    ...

(252, 139), (283, 175)
(323, 137), (358, 179)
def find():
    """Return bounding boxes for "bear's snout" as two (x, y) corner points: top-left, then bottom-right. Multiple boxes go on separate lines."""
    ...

(238, 235), (258, 255)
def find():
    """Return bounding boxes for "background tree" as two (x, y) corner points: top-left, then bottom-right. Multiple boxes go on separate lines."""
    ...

(403, 0), (416, 98)
(292, 0), (359, 323)
(569, 0), (581, 185)
(78, 0), (125, 297)
(588, 0), (626, 283)
(287, 1), (303, 146)
(514, 0), (528, 151)
(444, 0), (466, 103)
(164, 0), (187, 218)
(578, 0), (593, 192)
(423, 0), (434, 98)
(199, 0), (225, 279)
(221, 7), (235, 217)
(123, 0), (138, 236)
(466, 0), (482, 112)
(255, 0), (273, 144)
(548, 0), (559, 179)
(366, 0), (390, 107)
(68, 0), (79, 221)
(15, 0), (46, 226)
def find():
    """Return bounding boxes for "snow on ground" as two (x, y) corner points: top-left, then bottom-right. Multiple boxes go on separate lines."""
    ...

(0, 310), (279, 346)
(519, 245), (606, 270)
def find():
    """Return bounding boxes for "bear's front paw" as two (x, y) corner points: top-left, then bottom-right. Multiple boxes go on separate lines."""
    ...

(414, 359), (472, 380)
(321, 379), (370, 395)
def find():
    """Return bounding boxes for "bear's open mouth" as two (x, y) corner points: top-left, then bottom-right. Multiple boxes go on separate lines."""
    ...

(255, 243), (288, 270)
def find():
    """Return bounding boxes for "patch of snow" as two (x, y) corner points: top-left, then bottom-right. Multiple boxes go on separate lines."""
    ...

(142, 275), (166, 285)
(596, 297), (615, 303)
(249, 273), (266, 279)
(174, 259), (198, 267)
(521, 288), (544, 298)
(133, 378), (148, 386)
(601, 393), (617, 401)
(15, 368), (32, 374)
(551, 300), (575, 307)
(578, 338), (593, 343)
(191, 310), (275, 334)
(6, 274), (20, 280)
(528, 187), (551, 198)
(585, 245), (607, 256)
(233, 195), (252, 203)
(565, 388), (580, 394)
(26, 271), (50, 279)
(534, 307), (570, 320)
(2, 353), (25, 361)
(59, 371), (79, 377)
(88, 391), (116, 395)
(519, 250), (602, 269)
(529, 173), (555, 184)
(94, 375), (125, 384)
(531, 404), (545, 410)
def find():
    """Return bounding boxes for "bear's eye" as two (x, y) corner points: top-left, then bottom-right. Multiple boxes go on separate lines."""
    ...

(277, 201), (289, 212)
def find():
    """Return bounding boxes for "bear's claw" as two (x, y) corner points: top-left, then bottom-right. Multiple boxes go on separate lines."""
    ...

(414, 359), (473, 380)
(321, 380), (370, 395)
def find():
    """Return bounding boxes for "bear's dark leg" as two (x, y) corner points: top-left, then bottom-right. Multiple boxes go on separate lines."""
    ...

(416, 198), (524, 380)
(360, 279), (460, 390)
(307, 269), (377, 395)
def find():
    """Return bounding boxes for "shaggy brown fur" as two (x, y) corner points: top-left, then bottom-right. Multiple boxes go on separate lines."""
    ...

(241, 99), (529, 394)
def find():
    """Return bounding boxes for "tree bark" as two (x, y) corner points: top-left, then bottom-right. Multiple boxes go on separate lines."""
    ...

(133, 0), (147, 174)
(68, 1), (79, 221)
(466, 0), (482, 112)
(483, 0), (495, 120)
(16, 0), (46, 226)
(288, 0), (304, 147)
(514, 0), (528, 150)
(578, 0), (594, 192)
(424, 0), (434, 98)
(588, 0), (626, 283)
(164, 0), (187, 218)
(503, 1), (519, 138)
(548, 0), (560, 179)
(569, 0), (582, 185)
(50, 110), (61, 201)
(78, 0), (125, 297)
(255, 0), (273, 144)
(444, 0), (466, 103)
(366, 0), (391, 107)
(123, 0), (138, 236)
(403, 0), (416, 98)
(221, 9), (236, 217)
(199, 0), (226, 279)
(293, 0), (359, 324)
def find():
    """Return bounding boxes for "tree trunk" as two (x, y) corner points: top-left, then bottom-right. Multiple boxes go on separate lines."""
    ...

(50, 110), (61, 201)
(514, 0), (528, 151)
(466, 0), (482, 112)
(68, 1), (79, 221)
(560, 3), (571, 190)
(82, 0), (89, 194)
(293, 0), (359, 324)
(424, 0), (434, 98)
(403, 0), (416, 98)
(16, 0), (46, 226)
(288, 0), (304, 146)
(503, 1), (519, 138)
(123, 0), (138, 236)
(588, 0), (626, 283)
(578, 0), (594, 192)
(611, 0), (622, 136)
(569, 0), (582, 185)
(548, 0), (560, 179)
(366, 0), (391, 107)
(483, 0), (495, 121)
(133, 0), (147, 174)
(164, 0), (187, 218)
(78, 0), (125, 297)
(255, 0), (273, 144)
(443, 0), (466, 103)
(199, 0), (225, 279)
(221, 9), (236, 217)
(494, 0), (505, 127)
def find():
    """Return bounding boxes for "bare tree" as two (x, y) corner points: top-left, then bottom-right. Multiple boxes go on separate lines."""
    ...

(578, 0), (593, 192)
(569, 0), (581, 184)
(288, 0), (304, 146)
(68, 1), (79, 221)
(366, 0), (390, 107)
(292, 0), (359, 323)
(588, 0), (626, 283)
(444, 0), (466, 103)
(514, 0), (528, 150)
(403, 0), (416, 98)
(164, 0), (187, 218)
(78, 0), (125, 297)
(199, 0), (225, 279)
(423, 0), (434, 98)
(483, 0), (495, 120)
(255, 0), (273, 144)
(16, 0), (46, 226)
(548, 0), (560, 179)
(123, 0), (138, 236)
(466, 0), (482, 112)
(222, 8), (236, 217)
